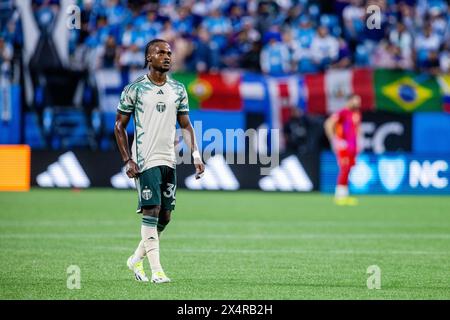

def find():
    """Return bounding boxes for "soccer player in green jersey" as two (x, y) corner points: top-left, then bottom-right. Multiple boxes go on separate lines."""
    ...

(114, 39), (205, 283)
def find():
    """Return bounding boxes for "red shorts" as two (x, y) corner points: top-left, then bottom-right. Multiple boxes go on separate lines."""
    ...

(336, 148), (356, 167)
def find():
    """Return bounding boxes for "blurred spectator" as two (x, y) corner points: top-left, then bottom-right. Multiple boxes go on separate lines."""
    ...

(229, 4), (245, 33)
(283, 107), (323, 155)
(342, 0), (365, 45)
(104, 0), (131, 28)
(398, 2), (416, 33)
(415, 23), (441, 69)
(4, 0), (450, 78)
(430, 9), (447, 41)
(173, 6), (194, 36)
(292, 40), (315, 73)
(331, 37), (352, 69)
(191, 0), (213, 17)
(310, 26), (339, 71)
(202, 8), (232, 51)
(241, 41), (262, 72)
(389, 21), (413, 61)
(137, 10), (162, 42)
(439, 43), (450, 73)
(0, 36), (13, 76)
(119, 44), (144, 70)
(170, 36), (192, 72)
(121, 23), (146, 49)
(95, 15), (112, 47)
(188, 27), (218, 72)
(158, 20), (177, 45)
(260, 31), (291, 75)
(97, 35), (119, 69)
(256, 1), (281, 35)
(0, 0), (13, 31)
(241, 17), (261, 43)
(290, 15), (316, 73)
(372, 40), (401, 69)
(292, 15), (315, 48)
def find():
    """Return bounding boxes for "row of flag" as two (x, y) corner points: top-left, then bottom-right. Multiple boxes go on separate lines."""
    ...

(95, 68), (450, 122)
(171, 68), (450, 115)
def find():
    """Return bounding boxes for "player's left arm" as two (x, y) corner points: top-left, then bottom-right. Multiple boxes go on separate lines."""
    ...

(177, 113), (205, 179)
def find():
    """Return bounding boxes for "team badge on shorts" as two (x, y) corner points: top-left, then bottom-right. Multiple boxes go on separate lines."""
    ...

(142, 188), (152, 200)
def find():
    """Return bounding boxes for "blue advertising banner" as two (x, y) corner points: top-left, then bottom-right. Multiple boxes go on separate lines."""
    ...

(413, 112), (450, 154)
(188, 110), (245, 153)
(0, 84), (21, 144)
(321, 152), (450, 194)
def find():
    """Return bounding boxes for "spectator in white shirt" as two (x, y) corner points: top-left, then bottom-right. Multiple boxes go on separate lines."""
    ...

(389, 21), (413, 58)
(310, 26), (339, 71)
(119, 44), (145, 70)
(415, 24), (441, 68)
(342, 0), (365, 42)
(439, 42), (450, 73)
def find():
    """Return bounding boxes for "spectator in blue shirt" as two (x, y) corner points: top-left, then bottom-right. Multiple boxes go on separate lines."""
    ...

(188, 27), (218, 72)
(173, 6), (194, 36)
(202, 8), (232, 51)
(229, 4), (245, 33)
(292, 15), (315, 49)
(260, 31), (291, 76)
(136, 10), (162, 41)
(104, 0), (130, 27)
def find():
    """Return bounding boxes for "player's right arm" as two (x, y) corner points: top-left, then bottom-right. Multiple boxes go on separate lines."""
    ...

(114, 85), (139, 178)
(324, 113), (346, 153)
(114, 113), (139, 178)
(324, 114), (338, 146)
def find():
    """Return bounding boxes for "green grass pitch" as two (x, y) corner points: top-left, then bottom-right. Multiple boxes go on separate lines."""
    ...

(0, 189), (449, 300)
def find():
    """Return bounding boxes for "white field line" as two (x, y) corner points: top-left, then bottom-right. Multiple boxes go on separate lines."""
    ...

(81, 245), (450, 256)
(1, 220), (450, 228)
(1, 233), (450, 240)
(1, 244), (447, 256)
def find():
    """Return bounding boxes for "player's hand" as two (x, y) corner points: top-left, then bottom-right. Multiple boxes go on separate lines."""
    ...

(125, 160), (140, 178)
(194, 158), (205, 180)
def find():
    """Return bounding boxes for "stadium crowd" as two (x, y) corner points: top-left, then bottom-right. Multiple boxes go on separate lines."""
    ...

(1, 0), (450, 79)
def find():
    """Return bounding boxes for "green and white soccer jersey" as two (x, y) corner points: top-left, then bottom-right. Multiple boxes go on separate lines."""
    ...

(117, 75), (189, 172)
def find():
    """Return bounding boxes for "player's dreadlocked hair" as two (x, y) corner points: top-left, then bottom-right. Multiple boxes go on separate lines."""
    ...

(143, 39), (168, 69)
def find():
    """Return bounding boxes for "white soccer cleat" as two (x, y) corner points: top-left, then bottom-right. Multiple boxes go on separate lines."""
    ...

(151, 271), (171, 284)
(127, 255), (149, 282)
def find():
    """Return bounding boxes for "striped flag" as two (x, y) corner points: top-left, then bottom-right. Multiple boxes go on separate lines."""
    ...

(438, 74), (450, 113)
(267, 75), (306, 130)
(305, 68), (375, 114)
(172, 71), (242, 111)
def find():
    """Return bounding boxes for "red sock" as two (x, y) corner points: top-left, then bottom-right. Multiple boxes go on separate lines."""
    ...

(337, 164), (350, 186)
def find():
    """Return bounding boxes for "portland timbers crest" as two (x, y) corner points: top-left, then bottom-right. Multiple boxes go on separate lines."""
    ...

(142, 188), (152, 200)
(156, 102), (166, 113)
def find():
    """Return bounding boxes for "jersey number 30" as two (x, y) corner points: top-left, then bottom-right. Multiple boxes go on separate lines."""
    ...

(163, 183), (176, 199)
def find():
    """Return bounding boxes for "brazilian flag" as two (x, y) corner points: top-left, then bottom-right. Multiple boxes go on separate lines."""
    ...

(375, 69), (442, 113)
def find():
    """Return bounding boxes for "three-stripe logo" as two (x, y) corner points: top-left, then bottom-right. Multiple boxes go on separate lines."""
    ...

(36, 151), (91, 188)
(184, 155), (239, 190)
(259, 155), (313, 192)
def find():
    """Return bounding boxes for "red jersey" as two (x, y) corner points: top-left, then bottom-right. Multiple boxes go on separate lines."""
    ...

(335, 108), (361, 153)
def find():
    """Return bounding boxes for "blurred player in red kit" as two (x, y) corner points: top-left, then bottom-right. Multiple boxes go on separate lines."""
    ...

(324, 94), (362, 205)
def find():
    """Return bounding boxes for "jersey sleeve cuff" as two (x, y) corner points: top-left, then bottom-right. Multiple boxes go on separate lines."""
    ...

(117, 109), (132, 115)
(177, 111), (189, 115)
